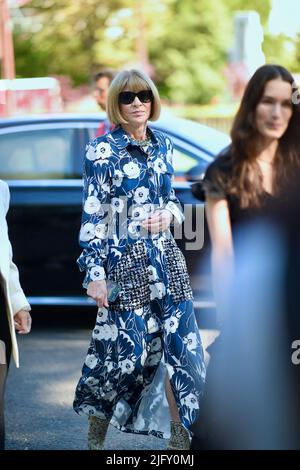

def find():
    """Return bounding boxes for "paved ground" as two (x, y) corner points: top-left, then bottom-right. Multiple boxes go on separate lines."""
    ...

(5, 312), (218, 451)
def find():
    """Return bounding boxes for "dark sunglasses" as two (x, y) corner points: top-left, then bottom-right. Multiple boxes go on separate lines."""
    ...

(118, 90), (153, 105)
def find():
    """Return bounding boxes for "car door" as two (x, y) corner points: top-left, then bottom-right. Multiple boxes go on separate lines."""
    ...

(0, 122), (84, 300)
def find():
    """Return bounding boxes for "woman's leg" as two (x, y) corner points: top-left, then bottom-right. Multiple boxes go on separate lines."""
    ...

(165, 374), (191, 450)
(87, 415), (110, 450)
(165, 375), (180, 422)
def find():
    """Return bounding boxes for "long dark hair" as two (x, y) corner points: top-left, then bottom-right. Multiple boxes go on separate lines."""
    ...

(221, 65), (300, 207)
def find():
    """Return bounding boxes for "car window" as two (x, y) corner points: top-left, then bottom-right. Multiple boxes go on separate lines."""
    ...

(172, 146), (200, 176)
(0, 128), (76, 179)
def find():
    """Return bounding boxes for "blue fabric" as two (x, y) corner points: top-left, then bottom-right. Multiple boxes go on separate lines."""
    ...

(77, 125), (184, 286)
(73, 293), (205, 438)
(73, 125), (206, 437)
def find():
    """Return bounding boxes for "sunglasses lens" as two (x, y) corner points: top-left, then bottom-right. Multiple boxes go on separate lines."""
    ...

(119, 92), (136, 104)
(137, 90), (153, 103)
(119, 90), (153, 104)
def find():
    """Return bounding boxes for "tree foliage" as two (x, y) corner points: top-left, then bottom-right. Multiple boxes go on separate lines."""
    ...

(148, 0), (231, 104)
(225, 0), (272, 26)
(14, 0), (128, 84)
(13, 0), (297, 105)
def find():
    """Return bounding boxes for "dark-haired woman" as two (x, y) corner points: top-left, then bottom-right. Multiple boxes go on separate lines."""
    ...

(191, 64), (300, 449)
(201, 64), (300, 324)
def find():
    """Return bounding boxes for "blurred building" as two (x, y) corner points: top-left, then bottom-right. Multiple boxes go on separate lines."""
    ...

(226, 11), (266, 100)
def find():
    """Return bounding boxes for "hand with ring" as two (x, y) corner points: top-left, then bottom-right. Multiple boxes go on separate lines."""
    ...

(141, 209), (173, 234)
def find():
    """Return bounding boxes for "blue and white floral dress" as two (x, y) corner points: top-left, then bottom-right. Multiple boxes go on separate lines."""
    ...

(73, 125), (206, 438)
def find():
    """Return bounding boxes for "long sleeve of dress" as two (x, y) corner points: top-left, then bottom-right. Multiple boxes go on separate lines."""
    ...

(163, 139), (185, 226)
(77, 141), (112, 287)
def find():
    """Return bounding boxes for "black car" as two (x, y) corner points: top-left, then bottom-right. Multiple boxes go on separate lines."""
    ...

(0, 113), (230, 313)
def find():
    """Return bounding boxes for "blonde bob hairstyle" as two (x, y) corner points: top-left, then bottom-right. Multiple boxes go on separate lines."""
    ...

(107, 69), (161, 125)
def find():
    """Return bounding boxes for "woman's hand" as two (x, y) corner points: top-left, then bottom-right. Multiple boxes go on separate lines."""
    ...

(87, 280), (108, 308)
(14, 310), (32, 334)
(142, 209), (173, 234)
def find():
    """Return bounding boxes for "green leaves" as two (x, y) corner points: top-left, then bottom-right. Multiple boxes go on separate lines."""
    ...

(13, 0), (277, 105)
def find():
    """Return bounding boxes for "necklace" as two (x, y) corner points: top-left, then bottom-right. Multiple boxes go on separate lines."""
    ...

(131, 131), (151, 147)
(133, 137), (152, 147)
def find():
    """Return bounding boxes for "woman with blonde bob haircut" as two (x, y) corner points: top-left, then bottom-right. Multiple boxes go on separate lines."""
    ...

(107, 69), (161, 125)
(73, 68), (205, 451)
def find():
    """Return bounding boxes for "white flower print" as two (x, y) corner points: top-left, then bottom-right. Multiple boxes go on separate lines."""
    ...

(131, 205), (147, 221)
(184, 332), (198, 352)
(145, 352), (161, 367)
(183, 393), (199, 410)
(97, 307), (108, 322)
(147, 317), (159, 334)
(120, 359), (134, 375)
(113, 170), (123, 187)
(150, 282), (166, 300)
(134, 307), (144, 317)
(104, 360), (114, 374)
(90, 266), (105, 281)
(148, 265), (159, 282)
(111, 197), (125, 213)
(103, 360), (114, 374)
(133, 186), (149, 204)
(93, 324), (111, 341)
(84, 196), (101, 214)
(94, 223), (108, 239)
(86, 377), (99, 388)
(123, 162), (140, 179)
(95, 142), (111, 160)
(153, 158), (167, 174)
(110, 324), (118, 342)
(114, 402), (125, 419)
(150, 337), (162, 352)
(86, 145), (98, 161)
(140, 348), (147, 366)
(85, 354), (98, 369)
(128, 221), (140, 238)
(165, 316), (179, 334)
(88, 183), (95, 196)
(101, 182), (110, 193)
(79, 223), (95, 242)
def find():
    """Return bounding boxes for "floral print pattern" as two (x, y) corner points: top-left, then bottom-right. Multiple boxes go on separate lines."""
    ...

(77, 125), (184, 286)
(73, 125), (206, 438)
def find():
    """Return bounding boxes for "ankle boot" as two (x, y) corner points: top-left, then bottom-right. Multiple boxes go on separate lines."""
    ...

(87, 415), (110, 450)
(167, 421), (190, 450)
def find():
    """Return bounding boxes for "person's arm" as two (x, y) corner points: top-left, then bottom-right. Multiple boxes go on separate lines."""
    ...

(206, 196), (234, 325)
(163, 139), (185, 226)
(2, 182), (32, 333)
(77, 140), (112, 307)
(143, 136), (183, 234)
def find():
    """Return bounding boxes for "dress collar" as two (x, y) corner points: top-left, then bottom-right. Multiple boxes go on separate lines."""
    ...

(109, 125), (159, 150)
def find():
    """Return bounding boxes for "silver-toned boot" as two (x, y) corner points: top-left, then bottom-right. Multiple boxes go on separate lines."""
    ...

(167, 421), (190, 450)
(87, 415), (110, 450)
